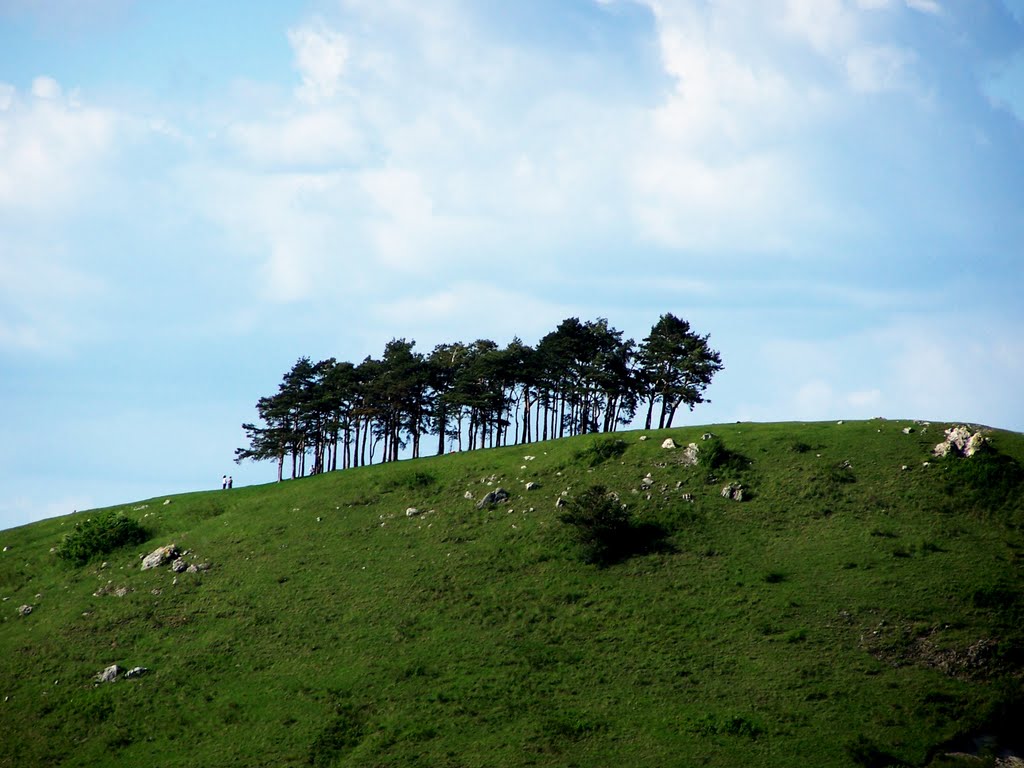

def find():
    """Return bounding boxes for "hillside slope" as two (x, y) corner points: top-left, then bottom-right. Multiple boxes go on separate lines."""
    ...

(2, 420), (1023, 767)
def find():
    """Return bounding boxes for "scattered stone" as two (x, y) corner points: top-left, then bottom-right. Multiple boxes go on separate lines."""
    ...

(922, 461), (931, 468)
(638, 435), (648, 441)
(839, 460), (853, 470)
(701, 433), (715, 441)
(661, 438), (677, 449)
(17, 605), (32, 617)
(965, 432), (987, 457)
(95, 665), (123, 684)
(525, 482), (540, 491)
(170, 558), (188, 573)
(163, 499), (171, 505)
(151, 589), (162, 596)
(902, 427), (914, 434)
(721, 483), (744, 502)
(124, 666), (149, 679)
(186, 562), (212, 574)
(113, 587), (130, 598)
(406, 507), (422, 517)
(901, 465), (909, 472)
(681, 493), (694, 502)
(681, 443), (700, 466)
(523, 455), (535, 461)
(2, 546), (8, 552)
(141, 545), (178, 571)
(934, 425), (988, 458)
(640, 473), (654, 489)
(837, 420), (844, 425)
(463, 491), (474, 500)
(476, 488), (510, 509)
(555, 497), (567, 508)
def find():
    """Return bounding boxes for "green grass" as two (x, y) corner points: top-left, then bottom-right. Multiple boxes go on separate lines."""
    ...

(1, 419), (1023, 767)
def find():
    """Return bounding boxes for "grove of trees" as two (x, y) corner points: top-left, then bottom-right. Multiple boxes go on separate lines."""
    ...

(235, 314), (723, 480)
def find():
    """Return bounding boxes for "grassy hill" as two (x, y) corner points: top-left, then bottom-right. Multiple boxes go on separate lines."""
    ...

(2, 419), (1023, 767)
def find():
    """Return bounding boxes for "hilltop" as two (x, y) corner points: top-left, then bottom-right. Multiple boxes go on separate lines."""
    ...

(1, 420), (1023, 767)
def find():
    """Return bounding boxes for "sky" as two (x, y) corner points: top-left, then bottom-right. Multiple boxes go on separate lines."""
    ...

(1, 0), (1023, 531)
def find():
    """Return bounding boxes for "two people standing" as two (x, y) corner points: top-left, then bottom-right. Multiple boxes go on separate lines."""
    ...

(221, 474), (233, 490)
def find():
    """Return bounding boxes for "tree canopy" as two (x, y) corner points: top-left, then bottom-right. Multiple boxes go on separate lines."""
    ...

(236, 313), (722, 478)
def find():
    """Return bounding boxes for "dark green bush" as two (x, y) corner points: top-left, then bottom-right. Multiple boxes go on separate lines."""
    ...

(575, 438), (628, 467)
(56, 510), (148, 566)
(308, 702), (366, 767)
(698, 437), (749, 473)
(559, 485), (634, 565)
(942, 447), (1024, 516)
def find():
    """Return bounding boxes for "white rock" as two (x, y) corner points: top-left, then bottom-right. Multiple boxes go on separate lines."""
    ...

(661, 438), (677, 449)
(95, 664), (122, 683)
(141, 545), (178, 571)
(406, 507), (422, 517)
(681, 443), (700, 466)
(965, 432), (987, 457)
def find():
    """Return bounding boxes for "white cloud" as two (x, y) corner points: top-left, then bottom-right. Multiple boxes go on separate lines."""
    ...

(905, 0), (941, 14)
(371, 282), (577, 348)
(782, 0), (855, 54)
(725, 312), (1024, 429)
(0, 78), (118, 211)
(31, 75), (62, 99)
(288, 20), (349, 105)
(0, 82), (15, 110)
(846, 45), (918, 93)
(227, 109), (364, 168)
(0, 243), (105, 352)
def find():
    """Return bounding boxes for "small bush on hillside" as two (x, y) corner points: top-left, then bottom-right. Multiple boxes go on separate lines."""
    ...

(559, 485), (634, 565)
(575, 438), (628, 467)
(941, 447), (1024, 516)
(698, 437), (749, 473)
(383, 470), (437, 492)
(845, 735), (906, 768)
(308, 702), (366, 767)
(56, 511), (148, 566)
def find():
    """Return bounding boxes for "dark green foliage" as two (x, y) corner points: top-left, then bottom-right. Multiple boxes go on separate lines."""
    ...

(828, 462), (856, 484)
(790, 440), (812, 454)
(385, 470), (437, 491)
(559, 485), (634, 565)
(941, 446), (1024, 515)
(559, 485), (672, 565)
(308, 702), (367, 766)
(54, 510), (147, 566)
(575, 438), (628, 467)
(845, 735), (907, 767)
(693, 713), (762, 739)
(697, 436), (748, 473)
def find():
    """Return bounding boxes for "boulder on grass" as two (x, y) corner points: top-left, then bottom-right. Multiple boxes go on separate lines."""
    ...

(476, 488), (510, 509)
(141, 545), (178, 571)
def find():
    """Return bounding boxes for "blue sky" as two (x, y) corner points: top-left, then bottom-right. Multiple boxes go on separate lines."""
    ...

(2, 0), (1023, 530)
